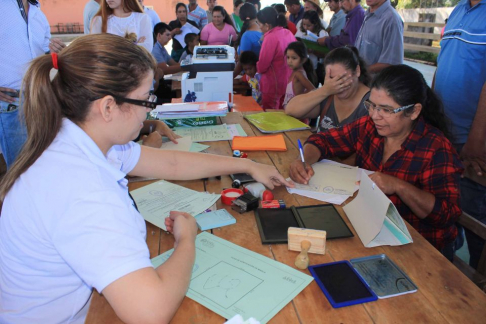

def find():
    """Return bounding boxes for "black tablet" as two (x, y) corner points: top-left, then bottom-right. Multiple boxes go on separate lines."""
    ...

(309, 261), (377, 308)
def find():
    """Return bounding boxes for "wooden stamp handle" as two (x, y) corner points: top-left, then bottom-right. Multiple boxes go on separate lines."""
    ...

(295, 240), (311, 270)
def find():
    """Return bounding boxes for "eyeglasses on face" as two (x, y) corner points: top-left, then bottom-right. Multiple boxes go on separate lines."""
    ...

(364, 100), (414, 116)
(113, 94), (158, 110)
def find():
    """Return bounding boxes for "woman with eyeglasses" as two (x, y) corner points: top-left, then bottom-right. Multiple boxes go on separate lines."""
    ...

(0, 34), (291, 323)
(289, 64), (463, 261)
(285, 46), (370, 133)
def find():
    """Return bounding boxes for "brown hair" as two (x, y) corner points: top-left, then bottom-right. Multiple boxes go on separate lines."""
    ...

(95, 0), (144, 33)
(0, 34), (156, 200)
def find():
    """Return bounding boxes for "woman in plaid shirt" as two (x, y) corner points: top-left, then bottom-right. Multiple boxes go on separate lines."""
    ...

(290, 65), (463, 260)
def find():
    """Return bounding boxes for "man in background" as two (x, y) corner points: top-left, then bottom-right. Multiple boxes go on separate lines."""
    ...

(326, 0), (345, 36)
(0, 0), (54, 168)
(139, 0), (161, 29)
(206, 0), (217, 23)
(187, 0), (208, 30)
(317, 0), (364, 50)
(434, 0), (486, 269)
(285, 0), (305, 25)
(83, 0), (100, 34)
(354, 0), (403, 73)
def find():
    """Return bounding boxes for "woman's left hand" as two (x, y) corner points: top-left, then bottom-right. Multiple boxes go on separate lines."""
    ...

(248, 162), (294, 190)
(369, 172), (401, 195)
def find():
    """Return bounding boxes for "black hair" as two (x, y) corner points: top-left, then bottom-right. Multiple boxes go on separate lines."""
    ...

(246, 0), (262, 10)
(371, 64), (452, 140)
(324, 46), (370, 86)
(184, 33), (198, 45)
(27, 0), (39, 4)
(284, 0), (301, 5)
(212, 5), (237, 30)
(175, 2), (186, 13)
(257, 7), (287, 28)
(236, 3), (258, 48)
(153, 22), (171, 43)
(239, 51), (259, 66)
(286, 41), (317, 86)
(300, 10), (324, 34)
(234, 0), (245, 8)
(272, 3), (287, 14)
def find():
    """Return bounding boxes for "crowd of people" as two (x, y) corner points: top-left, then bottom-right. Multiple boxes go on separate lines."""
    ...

(0, 0), (485, 322)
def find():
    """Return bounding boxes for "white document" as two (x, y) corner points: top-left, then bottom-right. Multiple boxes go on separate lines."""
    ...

(130, 181), (221, 231)
(306, 30), (319, 40)
(154, 103), (199, 113)
(152, 232), (313, 323)
(174, 23), (200, 48)
(174, 124), (232, 142)
(226, 124), (247, 138)
(287, 160), (363, 204)
(160, 136), (193, 151)
(343, 171), (413, 247)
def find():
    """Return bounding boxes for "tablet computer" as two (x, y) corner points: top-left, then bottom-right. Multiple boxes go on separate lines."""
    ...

(309, 261), (377, 308)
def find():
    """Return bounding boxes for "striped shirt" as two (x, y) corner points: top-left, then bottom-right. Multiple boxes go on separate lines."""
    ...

(187, 4), (208, 29)
(306, 116), (463, 250)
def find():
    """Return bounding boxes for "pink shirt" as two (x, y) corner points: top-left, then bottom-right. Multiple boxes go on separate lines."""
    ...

(200, 22), (237, 45)
(257, 27), (296, 110)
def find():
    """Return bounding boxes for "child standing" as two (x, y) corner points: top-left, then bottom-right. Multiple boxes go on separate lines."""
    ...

(295, 11), (328, 86)
(179, 33), (200, 63)
(283, 42), (316, 109)
(237, 51), (262, 105)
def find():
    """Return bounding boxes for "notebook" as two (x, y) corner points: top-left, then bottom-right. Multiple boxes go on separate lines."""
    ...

(244, 112), (310, 133)
(232, 134), (287, 151)
(254, 204), (353, 244)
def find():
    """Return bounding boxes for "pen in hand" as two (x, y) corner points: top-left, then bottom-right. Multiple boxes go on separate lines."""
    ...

(298, 139), (307, 171)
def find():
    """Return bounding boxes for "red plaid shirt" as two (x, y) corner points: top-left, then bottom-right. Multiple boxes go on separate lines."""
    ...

(306, 116), (463, 250)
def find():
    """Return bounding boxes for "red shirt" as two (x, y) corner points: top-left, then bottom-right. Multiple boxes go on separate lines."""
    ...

(306, 116), (463, 250)
(287, 20), (297, 34)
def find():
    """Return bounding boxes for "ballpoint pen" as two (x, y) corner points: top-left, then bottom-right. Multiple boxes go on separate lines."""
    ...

(297, 139), (306, 170)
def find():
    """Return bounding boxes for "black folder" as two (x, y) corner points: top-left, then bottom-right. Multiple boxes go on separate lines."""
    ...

(254, 204), (354, 244)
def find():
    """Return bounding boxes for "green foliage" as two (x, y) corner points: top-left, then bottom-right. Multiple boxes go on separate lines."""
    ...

(396, 0), (461, 9)
(404, 51), (439, 65)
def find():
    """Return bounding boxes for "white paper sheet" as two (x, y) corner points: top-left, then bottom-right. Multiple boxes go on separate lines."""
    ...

(174, 23), (200, 48)
(130, 181), (221, 231)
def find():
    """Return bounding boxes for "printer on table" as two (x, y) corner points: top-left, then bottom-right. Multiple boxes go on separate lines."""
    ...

(181, 45), (235, 105)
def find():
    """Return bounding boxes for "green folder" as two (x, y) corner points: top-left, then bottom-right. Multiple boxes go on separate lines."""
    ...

(296, 37), (330, 55)
(244, 112), (310, 133)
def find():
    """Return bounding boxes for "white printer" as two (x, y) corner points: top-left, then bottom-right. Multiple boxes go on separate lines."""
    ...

(181, 45), (235, 105)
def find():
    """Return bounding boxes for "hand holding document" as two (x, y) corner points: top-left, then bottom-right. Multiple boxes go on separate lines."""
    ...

(287, 160), (362, 204)
(130, 181), (221, 231)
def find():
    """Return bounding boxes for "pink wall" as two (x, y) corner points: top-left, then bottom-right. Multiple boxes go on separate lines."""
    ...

(39, 0), (236, 31)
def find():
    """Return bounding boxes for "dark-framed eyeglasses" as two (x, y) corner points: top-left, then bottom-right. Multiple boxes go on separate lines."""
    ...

(364, 100), (415, 116)
(113, 94), (158, 110)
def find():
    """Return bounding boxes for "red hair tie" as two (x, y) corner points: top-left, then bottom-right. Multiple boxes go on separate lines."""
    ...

(51, 52), (59, 70)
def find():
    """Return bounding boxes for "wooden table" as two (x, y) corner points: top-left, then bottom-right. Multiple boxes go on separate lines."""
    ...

(86, 112), (486, 324)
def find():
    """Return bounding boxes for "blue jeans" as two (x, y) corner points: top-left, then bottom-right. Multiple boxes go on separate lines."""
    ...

(0, 98), (27, 168)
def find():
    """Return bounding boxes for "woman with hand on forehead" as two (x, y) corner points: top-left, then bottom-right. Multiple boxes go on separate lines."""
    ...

(0, 34), (291, 324)
(290, 65), (463, 261)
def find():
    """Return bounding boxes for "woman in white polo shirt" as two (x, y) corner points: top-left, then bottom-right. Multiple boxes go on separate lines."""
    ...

(90, 0), (153, 51)
(0, 34), (290, 324)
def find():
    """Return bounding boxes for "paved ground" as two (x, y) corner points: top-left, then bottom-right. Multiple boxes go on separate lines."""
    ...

(404, 59), (437, 87)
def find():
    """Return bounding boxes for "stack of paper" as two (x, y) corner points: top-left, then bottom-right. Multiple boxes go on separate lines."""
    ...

(154, 101), (228, 120)
(287, 160), (373, 205)
(130, 181), (221, 231)
(244, 112), (310, 133)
